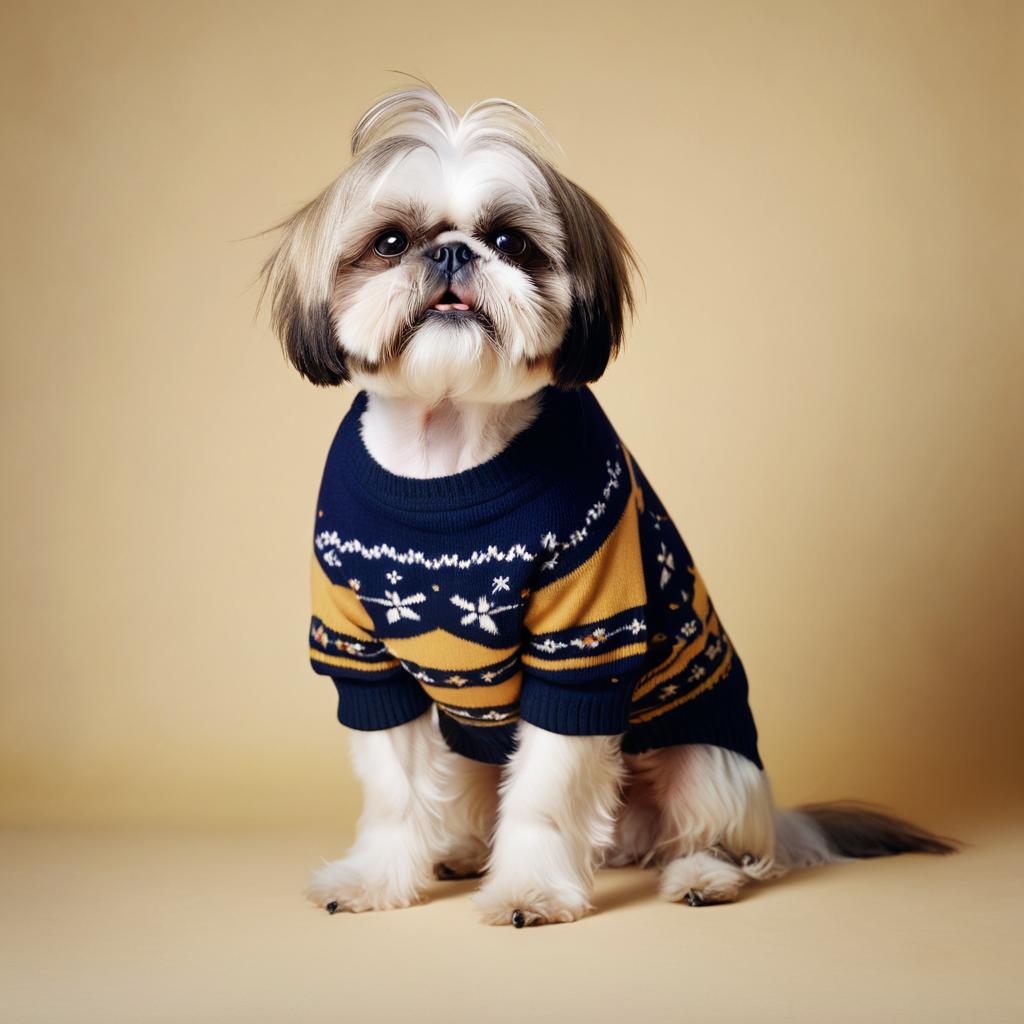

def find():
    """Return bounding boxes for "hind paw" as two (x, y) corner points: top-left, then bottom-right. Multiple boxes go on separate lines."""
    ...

(659, 850), (747, 906)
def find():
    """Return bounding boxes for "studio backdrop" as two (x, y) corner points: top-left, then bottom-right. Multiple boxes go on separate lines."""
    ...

(1, 0), (1021, 829)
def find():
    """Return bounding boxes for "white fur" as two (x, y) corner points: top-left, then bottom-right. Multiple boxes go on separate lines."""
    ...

(307, 708), (499, 911)
(474, 723), (625, 925)
(295, 88), (852, 925)
(358, 390), (543, 478)
(307, 705), (843, 920)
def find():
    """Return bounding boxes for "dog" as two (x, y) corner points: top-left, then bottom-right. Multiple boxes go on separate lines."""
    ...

(261, 85), (954, 926)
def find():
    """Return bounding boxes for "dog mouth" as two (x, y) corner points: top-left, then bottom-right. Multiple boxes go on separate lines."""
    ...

(431, 288), (472, 313)
(419, 287), (493, 333)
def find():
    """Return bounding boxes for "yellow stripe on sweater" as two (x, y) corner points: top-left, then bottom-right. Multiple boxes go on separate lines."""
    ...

(524, 493), (647, 637)
(383, 629), (517, 672)
(310, 649), (401, 673)
(631, 610), (721, 700)
(311, 556), (375, 639)
(629, 648), (735, 724)
(420, 672), (522, 709)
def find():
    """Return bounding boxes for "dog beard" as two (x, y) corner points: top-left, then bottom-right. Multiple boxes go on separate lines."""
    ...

(262, 86), (638, 401)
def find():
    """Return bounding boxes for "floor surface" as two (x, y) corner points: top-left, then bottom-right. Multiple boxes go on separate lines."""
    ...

(2, 819), (1021, 1023)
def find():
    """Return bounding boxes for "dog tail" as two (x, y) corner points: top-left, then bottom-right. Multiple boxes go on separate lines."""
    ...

(772, 801), (958, 870)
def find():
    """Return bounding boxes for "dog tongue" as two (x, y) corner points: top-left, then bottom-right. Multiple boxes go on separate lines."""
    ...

(433, 302), (470, 311)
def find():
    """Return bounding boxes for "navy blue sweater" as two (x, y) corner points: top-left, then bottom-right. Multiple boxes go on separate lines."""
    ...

(309, 386), (762, 769)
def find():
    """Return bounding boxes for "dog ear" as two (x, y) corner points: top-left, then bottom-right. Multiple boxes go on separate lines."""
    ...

(279, 296), (349, 387)
(259, 195), (350, 388)
(543, 173), (638, 388)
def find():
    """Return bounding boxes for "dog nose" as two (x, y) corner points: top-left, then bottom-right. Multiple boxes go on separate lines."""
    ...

(429, 243), (475, 276)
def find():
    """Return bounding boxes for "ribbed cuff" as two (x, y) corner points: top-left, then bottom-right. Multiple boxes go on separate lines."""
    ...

(332, 674), (433, 731)
(518, 673), (633, 736)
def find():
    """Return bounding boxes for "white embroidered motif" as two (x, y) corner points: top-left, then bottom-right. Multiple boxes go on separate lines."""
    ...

(361, 589), (426, 624)
(538, 460), (624, 571)
(442, 705), (516, 722)
(317, 534), (535, 571)
(657, 542), (675, 589)
(314, 458), (625, 575)
(530, 617), (646, 653)
(449, 594), (520, 635)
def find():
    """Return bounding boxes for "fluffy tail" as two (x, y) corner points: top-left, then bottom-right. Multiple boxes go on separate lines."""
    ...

(774, 801), (958, 871)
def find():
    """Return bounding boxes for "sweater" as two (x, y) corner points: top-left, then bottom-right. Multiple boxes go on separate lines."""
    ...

(308, 387), (762, 769)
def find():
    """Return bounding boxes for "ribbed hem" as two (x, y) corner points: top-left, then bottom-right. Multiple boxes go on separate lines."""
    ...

(519, 674), (633, 736)
(333, 675), (433, 731)
(437, 713), (518, 764)
(622, 659), (764, 770)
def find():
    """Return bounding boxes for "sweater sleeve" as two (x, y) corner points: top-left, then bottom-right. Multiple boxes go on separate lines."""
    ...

(309, 554), (431, 730)
(519, 458), (649, 736)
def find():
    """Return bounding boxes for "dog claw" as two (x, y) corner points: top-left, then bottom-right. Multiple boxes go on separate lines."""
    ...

(741, 853), (755, 868)
(325, 901), (339, 914)
(511, 909), (527, 928)
(684, 890), (705, 907)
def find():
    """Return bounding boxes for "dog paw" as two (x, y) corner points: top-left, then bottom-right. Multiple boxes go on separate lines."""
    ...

(473, 880), (591, 927)
(305, 858), (423, 914)
(433, 859), (485, 881)
(659, 850), (746, 907)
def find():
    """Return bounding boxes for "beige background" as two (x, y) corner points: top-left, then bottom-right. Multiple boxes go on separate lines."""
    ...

(0, 2), (1022, 1021)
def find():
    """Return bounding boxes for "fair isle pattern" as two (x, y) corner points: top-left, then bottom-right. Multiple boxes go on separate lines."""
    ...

(307, 386), (762, 768)
(316, 533), (536, 572)
(312, 458), (624, 575)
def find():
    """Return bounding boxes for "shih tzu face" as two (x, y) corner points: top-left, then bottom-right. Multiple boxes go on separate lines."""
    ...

(263, 88), (637, 404)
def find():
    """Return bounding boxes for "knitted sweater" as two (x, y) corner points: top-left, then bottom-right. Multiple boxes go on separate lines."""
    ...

(308, 387), (762, 769)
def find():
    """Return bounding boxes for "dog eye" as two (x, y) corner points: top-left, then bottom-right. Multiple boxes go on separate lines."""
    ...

(373, 230), (408, 258)
(493, 231), (527, 256)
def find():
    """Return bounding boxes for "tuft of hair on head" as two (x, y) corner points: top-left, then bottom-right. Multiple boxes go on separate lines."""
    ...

(259, 82), (641, 388)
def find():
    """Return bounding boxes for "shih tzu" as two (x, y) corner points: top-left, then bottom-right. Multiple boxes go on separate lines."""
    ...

(261, 85), (953, 926)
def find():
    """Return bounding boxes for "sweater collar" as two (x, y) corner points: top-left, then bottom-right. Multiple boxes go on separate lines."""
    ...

(334, 387), (579, 513)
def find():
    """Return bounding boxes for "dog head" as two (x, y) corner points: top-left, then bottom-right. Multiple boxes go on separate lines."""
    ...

(262, 86), (637, 404)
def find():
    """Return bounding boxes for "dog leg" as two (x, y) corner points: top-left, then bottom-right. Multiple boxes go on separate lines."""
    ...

(607, 752), (661, 867)
(473, 722), (625, 926)
(642, 744), (778, 906)
(306, 710), (451, 913)
(433, 753), (500, 880)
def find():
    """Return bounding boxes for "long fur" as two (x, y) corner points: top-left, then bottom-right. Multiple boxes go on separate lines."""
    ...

(270, 85), (953, 926)
(259, 85), (638, 402)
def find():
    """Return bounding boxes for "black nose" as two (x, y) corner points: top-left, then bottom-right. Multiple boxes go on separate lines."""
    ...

(429, 243), (475, 276)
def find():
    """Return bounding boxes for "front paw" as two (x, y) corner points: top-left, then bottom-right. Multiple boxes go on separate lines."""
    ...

(306, 858), (424, 914)
(473, 877), (592, 927)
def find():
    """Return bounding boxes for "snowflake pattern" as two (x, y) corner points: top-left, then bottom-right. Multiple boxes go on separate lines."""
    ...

(679, 619), (700, 639)
(449, 594), (520, 635)
(361, 589), (426, 624)
(313, 434), (741, 738)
